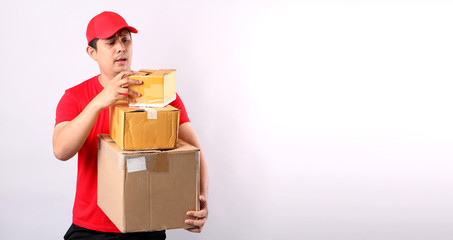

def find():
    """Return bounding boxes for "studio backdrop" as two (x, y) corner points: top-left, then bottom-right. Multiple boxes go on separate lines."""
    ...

(1, 1), (452, 239)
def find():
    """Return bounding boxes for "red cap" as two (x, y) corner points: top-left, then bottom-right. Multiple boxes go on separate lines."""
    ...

(86, 11), (138, 43)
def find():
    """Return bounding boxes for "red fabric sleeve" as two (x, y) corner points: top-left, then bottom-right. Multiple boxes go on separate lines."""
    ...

(55, 90), (80, 126)
(170, 93), (190, 125)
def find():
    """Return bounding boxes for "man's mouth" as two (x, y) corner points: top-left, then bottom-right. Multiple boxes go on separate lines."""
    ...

(115, 57), (128, 64)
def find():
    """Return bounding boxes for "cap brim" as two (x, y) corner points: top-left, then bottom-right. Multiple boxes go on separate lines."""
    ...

(125, 26), (138, 34)
(98, 25), (138, 39)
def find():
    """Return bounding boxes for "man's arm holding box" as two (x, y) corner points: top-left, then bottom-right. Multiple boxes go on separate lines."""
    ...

(53, 71), (141, 160)
(178, 122), (209, 233)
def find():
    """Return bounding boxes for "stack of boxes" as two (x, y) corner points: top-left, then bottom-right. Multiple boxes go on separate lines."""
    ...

(97, 69), (200, 233)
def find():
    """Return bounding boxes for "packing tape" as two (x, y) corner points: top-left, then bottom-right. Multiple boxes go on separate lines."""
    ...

(195, 151), (200, 162)
(148, 153), (169, 172)
(143, 108), (157, 119)
(126, 156), (147, 173)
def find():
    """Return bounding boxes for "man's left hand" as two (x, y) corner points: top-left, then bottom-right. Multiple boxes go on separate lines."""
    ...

(185, 195), (208, 233)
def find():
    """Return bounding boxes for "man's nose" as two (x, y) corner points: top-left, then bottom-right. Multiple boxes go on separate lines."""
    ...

(116, 41), (126, 53)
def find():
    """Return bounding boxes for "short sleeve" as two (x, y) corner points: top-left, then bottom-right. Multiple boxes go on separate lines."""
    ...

(170, 93), (190, 125)
(55, 90), (81, 126)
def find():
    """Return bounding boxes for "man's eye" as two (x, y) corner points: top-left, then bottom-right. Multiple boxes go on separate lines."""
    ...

(108, 41), (115, 45)
(122, 39), (130, 43)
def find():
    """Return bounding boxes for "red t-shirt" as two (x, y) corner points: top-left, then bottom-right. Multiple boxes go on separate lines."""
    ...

(55, 75), (190, 232)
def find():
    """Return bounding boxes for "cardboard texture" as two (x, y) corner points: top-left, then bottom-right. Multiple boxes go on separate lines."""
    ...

(110, 104), (180, 150)
(128, 69), (176, 107)
(97, 134), (200, 233)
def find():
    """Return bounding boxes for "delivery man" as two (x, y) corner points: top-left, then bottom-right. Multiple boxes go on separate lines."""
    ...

(53, 11), (208, 240)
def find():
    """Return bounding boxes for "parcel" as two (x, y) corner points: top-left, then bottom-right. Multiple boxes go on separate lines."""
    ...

(109, 104), (180, 150)
(128, 69), (176, 107)
(97, 134), (200, 232)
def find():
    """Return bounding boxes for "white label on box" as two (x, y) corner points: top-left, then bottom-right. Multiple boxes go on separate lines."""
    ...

(127, 156), (147, 173)
(143, 108), (157, 119)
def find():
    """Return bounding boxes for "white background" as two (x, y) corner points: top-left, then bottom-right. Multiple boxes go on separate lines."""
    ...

(1, 0), (452, 239)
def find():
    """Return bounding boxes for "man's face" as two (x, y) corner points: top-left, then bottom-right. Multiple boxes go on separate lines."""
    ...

(93, 29), (133, 75)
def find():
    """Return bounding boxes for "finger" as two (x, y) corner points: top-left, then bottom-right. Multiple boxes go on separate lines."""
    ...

(121, 70), (135, 77)
(117, 94), (128, 101)
(116, 77), (131, 87)
(187, 209), (207, 219)
(114, 71), (135, 81)
(116, 87), (130, 95)
(128, 97), (136, 103)
(127, 89), (141, 97)
(186, 227), (201, 233)
(185, 218), (206, 228)
(126, 78), (143, 85)
(117, 78), (142, 88)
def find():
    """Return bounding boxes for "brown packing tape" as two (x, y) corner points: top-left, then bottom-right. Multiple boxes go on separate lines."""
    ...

(147, 152), (169, 172)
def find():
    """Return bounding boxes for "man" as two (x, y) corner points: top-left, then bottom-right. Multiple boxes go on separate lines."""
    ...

(53, 11), (208, 240)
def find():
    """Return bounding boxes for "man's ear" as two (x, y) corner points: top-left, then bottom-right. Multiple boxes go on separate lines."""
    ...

(86, 46), (97, 61)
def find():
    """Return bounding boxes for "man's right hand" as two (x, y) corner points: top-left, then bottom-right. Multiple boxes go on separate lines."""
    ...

(53, 71), (143, 160)
(93, 71), (143, 110)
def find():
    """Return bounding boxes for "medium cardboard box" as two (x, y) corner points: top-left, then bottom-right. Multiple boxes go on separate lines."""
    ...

(97, 134), (200, 233)
(110, 104), (180, 150)
(128, 69), (176, 107)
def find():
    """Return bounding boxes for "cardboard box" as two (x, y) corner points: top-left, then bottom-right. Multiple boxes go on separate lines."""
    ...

(128, 69), (176, 107)
(110, 104), (180, 150)
(97, 134), (200, 233)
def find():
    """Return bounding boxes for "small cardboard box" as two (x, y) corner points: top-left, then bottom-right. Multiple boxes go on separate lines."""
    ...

(110, 104), (180, 150)
(128, 69), (176, 107)
(97, 134), (200, 233)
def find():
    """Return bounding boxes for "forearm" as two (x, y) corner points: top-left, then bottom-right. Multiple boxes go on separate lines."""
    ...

(53, 100), (103, 160)
(53, 71), (142, 161)
(179, 122), (209, 232)
(179, 122), (209, 197)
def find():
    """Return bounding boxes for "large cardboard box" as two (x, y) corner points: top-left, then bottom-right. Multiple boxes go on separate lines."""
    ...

(97, 134), (200, 233)
(128, 69), (176, 107)
(110, 104), (180, 150)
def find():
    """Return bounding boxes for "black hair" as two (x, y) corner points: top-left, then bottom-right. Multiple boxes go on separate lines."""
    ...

(88, 38), (99, 50)
(88, 29), (132, 51)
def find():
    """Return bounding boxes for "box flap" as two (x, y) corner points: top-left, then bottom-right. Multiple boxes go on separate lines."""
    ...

(168, 139), (200, 153)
